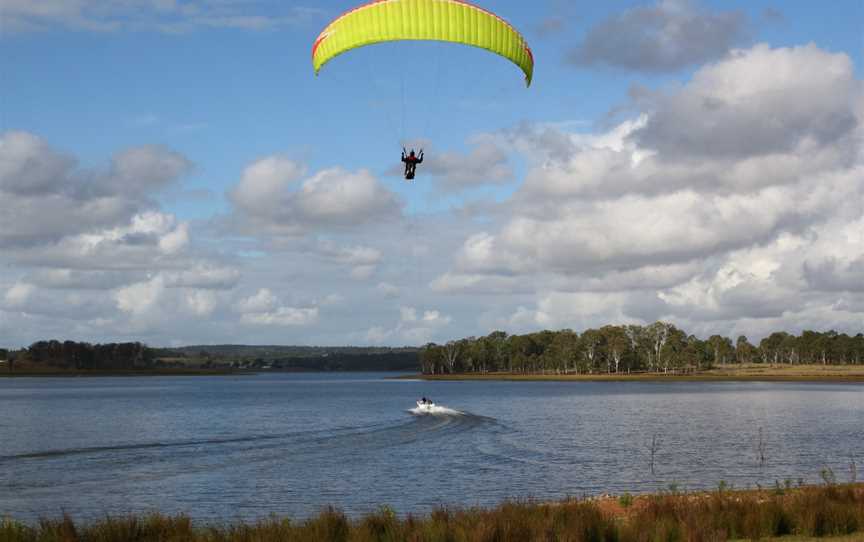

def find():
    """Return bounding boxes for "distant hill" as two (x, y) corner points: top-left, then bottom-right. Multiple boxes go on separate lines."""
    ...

(160, 345), (417, 358)
(152, 345), (420, 372)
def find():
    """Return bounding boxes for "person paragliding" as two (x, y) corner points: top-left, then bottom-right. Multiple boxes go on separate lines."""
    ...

(312, 0), (533, 171)
(402, 148), (423, 180)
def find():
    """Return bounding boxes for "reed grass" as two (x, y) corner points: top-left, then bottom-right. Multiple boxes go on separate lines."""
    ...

(2, 484), (862, 542)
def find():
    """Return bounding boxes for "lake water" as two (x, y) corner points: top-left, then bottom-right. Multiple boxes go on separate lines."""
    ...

(1, 373), (862, 522)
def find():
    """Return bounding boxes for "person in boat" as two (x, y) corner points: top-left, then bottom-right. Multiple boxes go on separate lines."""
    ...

(402, 148), (423, 180)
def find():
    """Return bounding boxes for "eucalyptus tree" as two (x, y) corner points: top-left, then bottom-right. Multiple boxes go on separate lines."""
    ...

(579, 329), (604, 374)
(736, 335), (756, 364)
(600, 325), (629, 373)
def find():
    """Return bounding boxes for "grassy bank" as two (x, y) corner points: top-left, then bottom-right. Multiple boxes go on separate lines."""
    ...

(410, 364), (864, 383)
(3, 484), (863, 541)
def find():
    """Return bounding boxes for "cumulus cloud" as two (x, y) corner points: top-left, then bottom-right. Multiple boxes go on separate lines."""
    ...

(184, 289), (218, 317)
(115, 276), (165, 316)
(0, 132), (252, 344)
(0, 1), (323, 34)
(230, 157), (402, 239)
(11, 211), (193, 270)
(433, 42), (863, 339)
(630, 43), (859, 159)
(109, 145), (193, 194)
(0, 131), (74, 195)
(568, 0), (748, 72)
(235, 288), (278, 313)
(422, 138), (514, 191)
(235, 288), (318, 327)
(316, 239), (382, 280)
(240, 306), (319, 326)
(0, 132), (192, 250)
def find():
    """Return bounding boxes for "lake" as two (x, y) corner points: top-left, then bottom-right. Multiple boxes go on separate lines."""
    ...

(1, 373), (862, 522)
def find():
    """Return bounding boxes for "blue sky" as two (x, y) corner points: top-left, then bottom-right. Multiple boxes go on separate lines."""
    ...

(2, 0), (863, 347)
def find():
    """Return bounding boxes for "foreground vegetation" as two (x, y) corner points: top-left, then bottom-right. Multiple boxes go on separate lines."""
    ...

(3, 484), (863, 541)
(420, 324), (864, 376)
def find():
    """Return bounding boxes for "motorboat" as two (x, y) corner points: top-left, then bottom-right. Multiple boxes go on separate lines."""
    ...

(415, 398), (436, 412)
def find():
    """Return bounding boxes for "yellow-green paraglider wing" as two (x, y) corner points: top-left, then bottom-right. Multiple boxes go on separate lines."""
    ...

(312, 0), (534, 86)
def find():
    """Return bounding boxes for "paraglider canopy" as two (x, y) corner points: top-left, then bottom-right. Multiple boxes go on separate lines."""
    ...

(312, 0), (534, 86)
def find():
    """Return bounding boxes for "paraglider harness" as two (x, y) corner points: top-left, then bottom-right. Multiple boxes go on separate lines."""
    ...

(402, 148), (423, 180)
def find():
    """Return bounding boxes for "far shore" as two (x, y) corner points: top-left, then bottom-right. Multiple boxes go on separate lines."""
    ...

(405, 363), (864, 383)
(0, 368), (250, 378)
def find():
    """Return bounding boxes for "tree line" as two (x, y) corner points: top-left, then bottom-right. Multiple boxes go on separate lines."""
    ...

(4, 340), (154, 371)
(1, 341), (420, 373)
(419, 323), (864, 375)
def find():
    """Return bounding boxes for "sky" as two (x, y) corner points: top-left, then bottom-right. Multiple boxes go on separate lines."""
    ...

(1, 0), (862, 348)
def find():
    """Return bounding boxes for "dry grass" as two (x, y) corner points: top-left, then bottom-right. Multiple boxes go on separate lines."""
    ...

(2, 484), (863, 541)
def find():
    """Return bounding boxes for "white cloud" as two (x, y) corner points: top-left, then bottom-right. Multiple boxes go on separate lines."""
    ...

(235, 288), (278, 313)
(235, 288), (318, 327)
(0, 132), (193, 252)
(0, 131), (74, 195)
(240, 306), (319, 327)
(423, 138), (514, 191)
(317, 240), (382, 280)
(185, 289), (218, 317)
(231, 156), (306, 219)
(109, 145), (193, 193)
(230, 159), (402, 239)
(317, 240), (381, 266)
(632, 43), (859, 159)
(294, 168), (401, 227)
(430, 43), (863, 340)
(114, 276), (165, 316)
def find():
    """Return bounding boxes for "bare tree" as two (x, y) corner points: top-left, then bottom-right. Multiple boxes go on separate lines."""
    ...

(756, 427), (767, 467)
(443, 341), (460, 374)
(648, 433), (661, 475)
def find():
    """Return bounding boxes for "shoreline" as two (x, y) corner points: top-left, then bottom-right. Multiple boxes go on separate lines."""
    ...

(402, 364), (864, 383)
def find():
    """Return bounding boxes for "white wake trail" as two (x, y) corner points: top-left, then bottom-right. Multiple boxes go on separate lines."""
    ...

(409, 404), (463, 416)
